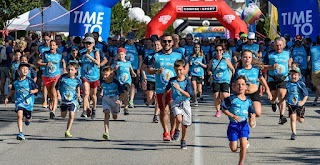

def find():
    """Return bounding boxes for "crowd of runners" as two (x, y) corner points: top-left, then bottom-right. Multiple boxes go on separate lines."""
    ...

(2, 30), (320, 165)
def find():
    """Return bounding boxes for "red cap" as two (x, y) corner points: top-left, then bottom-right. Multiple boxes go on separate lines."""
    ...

(117, 47), (126, 54)
(295, 35), (303, 41)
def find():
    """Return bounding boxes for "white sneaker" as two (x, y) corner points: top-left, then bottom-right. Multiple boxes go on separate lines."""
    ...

(246, 141), (250, 148)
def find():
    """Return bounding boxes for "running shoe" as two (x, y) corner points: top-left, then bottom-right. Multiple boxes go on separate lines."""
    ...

(145, 101), (149, 107)
(17, 132), (25, 140)
(272, 104), (277, 112)
(49, 111), (55, 119)
(163, 132), (171, 141)
(278, 117), (287, 125)
(312, 100), (317, 106)
(128, 100), (134, 108)
(124, 108), (129, 115)
(91, 110), (96, 120)
(214, 111), (221, 117)
(173, 129), (180, 141)
(86, 108), (91, 117)
(199, 93), (204, 101)
(80, 111), (87, 118)
(170, 130), (175, 140)
(181, 140), (187, 149)
(25, 121), (31, 126)
(42, 102), (48, 108)
(65, 131), (72, 138)
(246, 141), (250, 148)
(103, 132), (109, 140)
(238, 163), (243, 165)
(194, 101), (199, 107)
(153, 115), (158, 123)
(290, 133), (296, 140)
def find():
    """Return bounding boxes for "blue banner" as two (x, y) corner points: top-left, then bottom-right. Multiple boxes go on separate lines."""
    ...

(69, 0), (119, 41)
(269, 0), (320, 41)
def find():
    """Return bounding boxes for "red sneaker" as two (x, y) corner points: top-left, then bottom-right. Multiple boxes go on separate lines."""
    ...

(163, 132), (171, 141)
(170, 130), (175, 140)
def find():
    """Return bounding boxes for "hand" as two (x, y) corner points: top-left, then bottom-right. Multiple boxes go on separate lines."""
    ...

(143, 77), (147, 83)
(132, 72), (137, 78)
(196, 61), (201, 64)
(207, 71), (212, 76)
(298, 101), (305, 106)
(273, 63), (278, 70)
(85, 53), (91, 59)
(172, 82), (182, 91)
(158, 67), (164, 74)
(99, 93), (103, 98)
(4, 98), (8, 106)
(267, 91), (273, 101)
(47, 62), (53, 67)
(232, 115), (242, 123)
(116, 100), (121, 105)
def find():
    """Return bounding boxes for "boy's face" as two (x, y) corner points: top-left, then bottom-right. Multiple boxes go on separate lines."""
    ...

(15, 52), (21, 60)
(290, 72), (300, 82)
(235, 79), (248, 94)
(20, 57), (28, 63)
(19, 66), (29, 76)
(103, 70), (113, 80)
(174, 66), (185, 77)
(67, 66), (77, 77)
(119, 52), (126, 61)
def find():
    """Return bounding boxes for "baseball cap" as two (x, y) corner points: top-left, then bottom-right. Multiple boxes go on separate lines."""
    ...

(240, 33), (248, 38)
(117, 47), (126, 54)
(83, 36), (95, 43)
(295, 35), (303, 41)
(248, 32), (256, 40)
(128, 32), (135, 39)
(84, 33), (94, 38)
(18, 63), (30, 69)
(290, 67), (301, 74)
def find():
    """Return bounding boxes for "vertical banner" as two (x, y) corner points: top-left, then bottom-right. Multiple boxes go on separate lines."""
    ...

(69, 0), (119, 41)
(269, 0), (320, 41)
(269, 4), (279, 40)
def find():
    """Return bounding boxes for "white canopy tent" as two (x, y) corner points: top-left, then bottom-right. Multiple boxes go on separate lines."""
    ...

(7, 0), (70, 32)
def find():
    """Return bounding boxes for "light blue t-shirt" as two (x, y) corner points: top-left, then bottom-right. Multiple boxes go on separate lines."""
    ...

(311, 45), (320, 72)
(232, 65), (262, 86)
(211, 58), (230, 84)
(143, 48), (155, 82)
(221, 95), (255, 123)
(148, 51), (184, 93)
(80, 50), (100, 82)
(222, 51), (232, 61)
(56, 74), (81, 106)
(115, 61), (132, 85)
(184, 45), (194, 58)
(165, 77), (193, 101)
(42, 51), (63, 77)
(173, 47), (186, 56)
(124, 44), (140, 70)
(58, 46), (68, 66)
(265, 51), (291, 82)
(291, 46), (308, 70)
(286, 80), (308, 106)
(189, 55), (206, 77)
(12, 77), (38, 111)
(101, 79), (124, 97)
(240, 43), (259, 58)
(201, 45), (211, 57)
(39, 45), (50, 70)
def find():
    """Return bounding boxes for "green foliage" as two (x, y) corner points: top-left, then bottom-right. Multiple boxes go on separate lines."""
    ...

(0, 0), (42, 29)
(63, 0), (71, 10)
(110, 1), (130, 36)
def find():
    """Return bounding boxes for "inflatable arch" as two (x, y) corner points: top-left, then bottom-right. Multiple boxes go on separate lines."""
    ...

(146, 0), (247, 38)
(175, 20), (222, 36)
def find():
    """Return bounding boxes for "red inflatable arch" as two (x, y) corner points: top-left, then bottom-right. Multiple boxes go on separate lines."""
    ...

(146, 0), (248, 38)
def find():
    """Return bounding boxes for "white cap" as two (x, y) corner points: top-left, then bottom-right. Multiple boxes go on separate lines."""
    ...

(248, 32), (255, 40)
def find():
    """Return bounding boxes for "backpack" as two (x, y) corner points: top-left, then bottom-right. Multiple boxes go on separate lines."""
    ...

(0, 45), (7, 63)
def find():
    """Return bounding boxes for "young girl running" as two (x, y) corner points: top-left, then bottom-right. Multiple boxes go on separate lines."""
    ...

(188, 43), (207, 106)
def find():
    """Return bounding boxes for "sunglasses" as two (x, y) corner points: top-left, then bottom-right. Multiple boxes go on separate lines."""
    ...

(162, 40), (172, 43)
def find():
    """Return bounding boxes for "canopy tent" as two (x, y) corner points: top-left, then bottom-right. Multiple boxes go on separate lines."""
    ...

(7, 0), (70, 32)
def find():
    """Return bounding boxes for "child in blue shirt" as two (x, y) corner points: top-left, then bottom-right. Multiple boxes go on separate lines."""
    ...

(221, 75), (255, 165)
(56, 62), (81, 138)
(281, 67), (308, 140)
(163, 59), (193, 149)
(4, 63), (38, 140)
(99, 66), (124, 140)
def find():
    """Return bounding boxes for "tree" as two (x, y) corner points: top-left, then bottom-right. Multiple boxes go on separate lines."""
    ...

(0, 0), (42, 30)
(149, 2), (175, 35)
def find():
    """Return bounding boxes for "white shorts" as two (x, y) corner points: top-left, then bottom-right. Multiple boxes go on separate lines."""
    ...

(102, 96), (120, 115)
(171, 100), (192, 126)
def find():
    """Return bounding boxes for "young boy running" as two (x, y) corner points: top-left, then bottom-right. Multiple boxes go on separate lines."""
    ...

(4, 63), (38, 140)
(56, 62), (81, 138)
(282, 67), (308, 140)
(100, 66), (124, 140)
(221, 76), (255, 165)
(163, 59), (193, 149)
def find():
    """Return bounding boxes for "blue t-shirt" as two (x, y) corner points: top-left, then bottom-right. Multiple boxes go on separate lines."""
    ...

(124, 44), (140, 70)
(237, 43), (260, 58)
(58, 45), (68, 65)
(143, 49), (156, 82)
(115, 61), (132, 85)
(222, 51), (232, 61)
(311, 45), (320, 72)
(184, 45), (194, 58)
(12, 77), (38, 111)
(173, 47), (186, 56)
(42, 51), (63, 77)
(56, 74), (81, 105)
(291, 46), (309, 70)
(264, 50), (291, 82)
(189, 55), (206, 77)
(232, 65), (262, 86)
(221, 95), (255, 123)
(286, 80), (308, 106)
(101, 79), (124, 97)
(39, 45), (50, 70)
(165, 76), (193, 101)
(211, 58), (230, 84)
(148, 51), (185, 93)
(201, 45), (211, 57)
(80, 50), (100, 82)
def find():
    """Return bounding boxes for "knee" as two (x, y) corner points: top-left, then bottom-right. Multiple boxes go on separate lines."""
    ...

(298, 118), (304, 123)
(230, 147), (237, 152)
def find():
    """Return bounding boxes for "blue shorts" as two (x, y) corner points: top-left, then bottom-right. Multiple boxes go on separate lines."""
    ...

(227, 120), (250, 141)
(60, 101), (77, 112)
(15, 107), (32, 119)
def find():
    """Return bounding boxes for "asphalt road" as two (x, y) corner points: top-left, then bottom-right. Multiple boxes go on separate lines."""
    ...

(0, 91), (320, 165)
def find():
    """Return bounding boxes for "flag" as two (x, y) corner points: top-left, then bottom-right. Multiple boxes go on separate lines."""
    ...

(269, 4), (279, 40)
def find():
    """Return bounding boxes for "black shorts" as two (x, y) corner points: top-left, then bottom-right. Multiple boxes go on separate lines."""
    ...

(132, 70), (140, 87)
(60, 101), (77, 112)
(15, 107), (32, 119)
(147, 81), (155, 91)
(212, 82), (230, 93)
(268, 81), (288, 91)
(122, 83), (131, 92)
(288, 104), (305, 118)
(246, 90), (260, 102)
(191, 76), (203, 84)
(305, 69), (311, 76)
